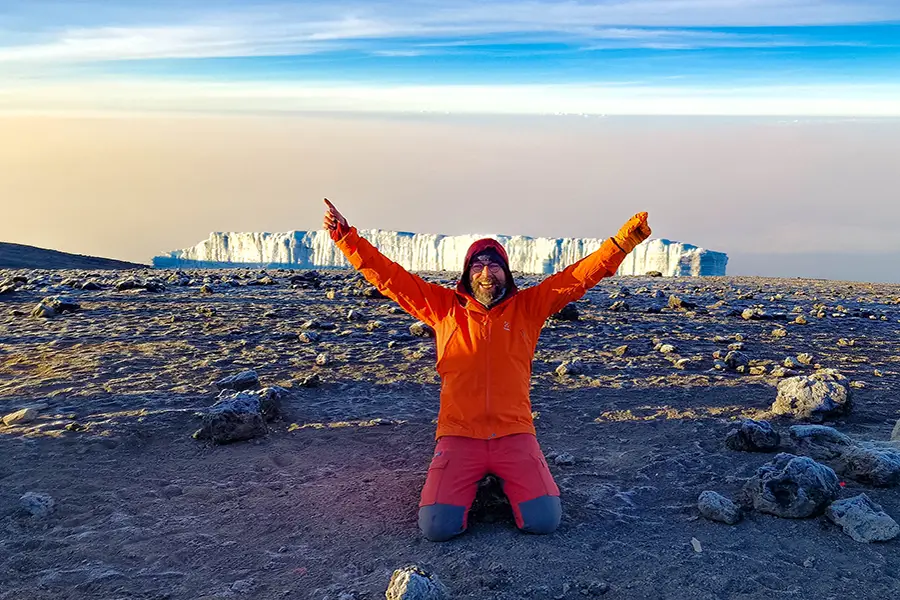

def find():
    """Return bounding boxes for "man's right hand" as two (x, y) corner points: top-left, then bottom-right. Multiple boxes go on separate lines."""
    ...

(323, 198), (349, 234)
(612, 211), (651, 253)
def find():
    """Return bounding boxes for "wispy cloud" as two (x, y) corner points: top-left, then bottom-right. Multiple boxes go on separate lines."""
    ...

(1, 1), (898, 63)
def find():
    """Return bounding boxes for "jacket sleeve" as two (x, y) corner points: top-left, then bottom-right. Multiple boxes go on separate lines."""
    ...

(331, 225), (455, 326)
(519, 237), (627, 321)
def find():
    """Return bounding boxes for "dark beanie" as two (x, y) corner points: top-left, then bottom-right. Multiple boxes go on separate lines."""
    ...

(469, 248), (506, 269)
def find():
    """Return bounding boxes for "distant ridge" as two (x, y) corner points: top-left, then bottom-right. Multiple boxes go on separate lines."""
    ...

(0, 242), (147, 270)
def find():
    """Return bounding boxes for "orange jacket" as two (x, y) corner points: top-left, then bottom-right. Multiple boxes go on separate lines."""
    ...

(332, 226), (626, 440)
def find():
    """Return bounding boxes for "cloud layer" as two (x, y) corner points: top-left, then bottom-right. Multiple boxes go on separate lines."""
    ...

(2, 1), (898, 62)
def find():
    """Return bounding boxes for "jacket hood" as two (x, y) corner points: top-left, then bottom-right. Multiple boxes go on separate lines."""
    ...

(456, 238), (518, 301)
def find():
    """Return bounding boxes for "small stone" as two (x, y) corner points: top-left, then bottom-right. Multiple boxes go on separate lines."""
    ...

(698, 491), (742, 525)
(770, 366), (798, 378)
(794, 315), (808, 325)
(797, 353), (814, 365)
(386, 565), (449, 600)
(724, 351), (749, 369)
(585, 580), (610, 595)
(556, 360), (585, 377)
(803, 557), (815, 568)
(658, 344), (677, 354)
(20, 492), (55, 517)
(298, 373), (321, 388)
(162, 485), (184, 498)
(608, 300), (629, 312)
(668, 295), (697, 310)
(2, 407), (39, 426)
(874, 369), (884, 377)
(771, 328), (787, 338)
(554, 453), (576, 466)
(298, 331), (320, 343)
(691, 537), (702, 552)
(316, 353), (331, 366)
(231, 578), (257, 593)
(30, 301), (57, 318)
(409, 321), (435, 338)
(613, 345), (628, 357)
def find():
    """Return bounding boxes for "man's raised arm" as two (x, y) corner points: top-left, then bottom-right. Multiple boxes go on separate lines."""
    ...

(519, 212), (652, 321)
(323, 198), (455, 326)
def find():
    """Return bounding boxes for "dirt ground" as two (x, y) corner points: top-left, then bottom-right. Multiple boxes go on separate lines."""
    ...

(1, 269), (899, 599)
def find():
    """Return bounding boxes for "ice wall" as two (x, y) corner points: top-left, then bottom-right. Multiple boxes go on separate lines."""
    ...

(153, 230), (727, 276)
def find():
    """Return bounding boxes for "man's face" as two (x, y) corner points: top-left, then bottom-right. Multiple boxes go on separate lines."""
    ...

(468, 253), (507, 306)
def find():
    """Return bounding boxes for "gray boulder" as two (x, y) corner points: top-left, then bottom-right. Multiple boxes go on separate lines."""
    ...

(194, 386), (286, 444)
(740, 453), (840, 518)
(725, 420), (780, 452)
(833, 446), (900, 487)
(787, 425), (900, 487)
(826, 494), (900, 543)
(787, 425), (855, 460)
(550, 303), (579, 321)
(771, 370), (851, 422)
(386, 565), (449, 600)
(2, 407), (39, 427)
(214, 369), (260, 391)
(892, 419), (900, 442)
(698, 491), (742, 525)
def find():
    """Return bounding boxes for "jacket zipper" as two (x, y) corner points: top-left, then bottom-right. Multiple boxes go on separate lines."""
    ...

(486, 317), (492, 435)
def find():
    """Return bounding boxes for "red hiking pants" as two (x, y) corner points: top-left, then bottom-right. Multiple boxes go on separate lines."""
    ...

(418, 433), (561, 540)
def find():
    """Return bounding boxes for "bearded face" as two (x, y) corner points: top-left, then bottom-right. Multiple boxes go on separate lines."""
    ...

(467, 253), (508, 307)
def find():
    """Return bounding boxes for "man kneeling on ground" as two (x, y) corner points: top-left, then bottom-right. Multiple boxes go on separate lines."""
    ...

(323, 198), (651, 541)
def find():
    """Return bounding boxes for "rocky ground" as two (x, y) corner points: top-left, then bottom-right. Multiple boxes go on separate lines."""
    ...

(1, 267), (899, 600)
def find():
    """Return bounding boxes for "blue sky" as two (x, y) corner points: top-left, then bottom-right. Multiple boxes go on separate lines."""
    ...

(1, 1), (899, 115)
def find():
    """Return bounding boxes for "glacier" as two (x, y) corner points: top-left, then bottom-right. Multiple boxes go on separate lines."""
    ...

(153, 230), (727, 276)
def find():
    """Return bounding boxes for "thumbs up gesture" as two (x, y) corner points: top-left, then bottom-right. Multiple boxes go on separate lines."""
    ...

(613, 212), (651, 253)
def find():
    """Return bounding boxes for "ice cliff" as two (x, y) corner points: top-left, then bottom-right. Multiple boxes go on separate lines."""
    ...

(153, 230), (727, 276)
